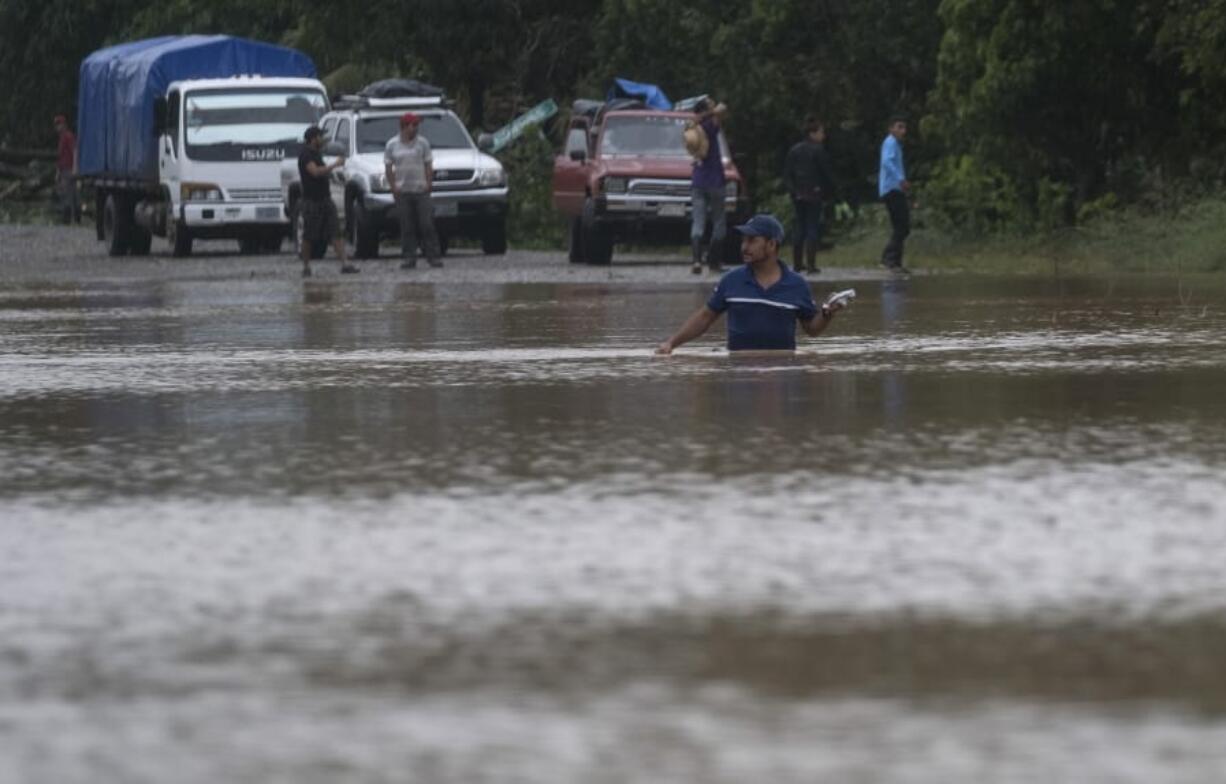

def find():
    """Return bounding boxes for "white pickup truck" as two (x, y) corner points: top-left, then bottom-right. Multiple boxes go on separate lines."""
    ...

(282, 94), (509, 258)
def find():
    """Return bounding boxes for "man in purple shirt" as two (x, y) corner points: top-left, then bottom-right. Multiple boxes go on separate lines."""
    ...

(689, 99), (728, 275)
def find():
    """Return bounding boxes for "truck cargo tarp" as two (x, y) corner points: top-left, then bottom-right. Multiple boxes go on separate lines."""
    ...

(607, 78), (672, 111)
(358, 79), (445, 99)
(77, 35), (317, 179)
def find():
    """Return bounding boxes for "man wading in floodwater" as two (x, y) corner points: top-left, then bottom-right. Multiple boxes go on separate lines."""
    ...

(655, 214), (847, 354)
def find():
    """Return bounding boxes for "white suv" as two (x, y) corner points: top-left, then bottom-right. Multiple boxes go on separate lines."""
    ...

(282, 95), (509, 258)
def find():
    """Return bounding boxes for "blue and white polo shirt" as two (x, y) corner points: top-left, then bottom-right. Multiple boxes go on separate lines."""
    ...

(707, 262), (819, 350)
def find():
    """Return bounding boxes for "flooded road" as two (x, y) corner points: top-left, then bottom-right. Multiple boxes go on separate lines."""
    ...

(4, 226), (1226, 782)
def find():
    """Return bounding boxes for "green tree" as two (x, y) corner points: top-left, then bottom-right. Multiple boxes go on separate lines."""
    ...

(0, 0), (144, 146)
(924, 0), (1185, 229)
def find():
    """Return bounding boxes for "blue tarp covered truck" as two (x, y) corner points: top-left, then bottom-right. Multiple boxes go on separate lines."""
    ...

(77, 35), (328, 256)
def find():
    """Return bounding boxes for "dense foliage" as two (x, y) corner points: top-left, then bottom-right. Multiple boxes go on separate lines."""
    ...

(5, 0), (1226, 235)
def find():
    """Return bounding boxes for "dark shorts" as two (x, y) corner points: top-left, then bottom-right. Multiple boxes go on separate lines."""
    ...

(300, 198), (340, 246)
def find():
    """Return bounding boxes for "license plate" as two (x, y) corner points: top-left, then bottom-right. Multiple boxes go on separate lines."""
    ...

(256, 206), (280, 220)
(659, 203), (686, 217)
(433, 201), (458, 217)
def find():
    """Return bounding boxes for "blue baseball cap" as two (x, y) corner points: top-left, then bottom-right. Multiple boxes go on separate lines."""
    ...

(734, 213), (786, 242)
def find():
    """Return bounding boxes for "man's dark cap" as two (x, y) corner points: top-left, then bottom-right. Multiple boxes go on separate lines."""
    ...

(734, 213), (786, 242)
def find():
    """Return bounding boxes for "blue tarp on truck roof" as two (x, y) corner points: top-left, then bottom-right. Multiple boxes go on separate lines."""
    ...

(77, 35), (317, 180)
(607, 78), (672, 111)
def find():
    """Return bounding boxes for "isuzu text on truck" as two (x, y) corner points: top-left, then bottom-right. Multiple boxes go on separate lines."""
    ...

(77, 35), (329, 256)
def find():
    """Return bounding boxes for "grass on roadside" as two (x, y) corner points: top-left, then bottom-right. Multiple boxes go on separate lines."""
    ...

(818, 197), (1226, 275)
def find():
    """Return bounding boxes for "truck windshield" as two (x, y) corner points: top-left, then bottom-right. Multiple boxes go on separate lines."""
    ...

(357, 114), (474, 153)
(184, 88), (328, 162)
(600, 115), (695, 159)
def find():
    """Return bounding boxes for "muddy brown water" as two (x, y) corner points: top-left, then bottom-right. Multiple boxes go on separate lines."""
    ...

(3, 227), (1226, 782)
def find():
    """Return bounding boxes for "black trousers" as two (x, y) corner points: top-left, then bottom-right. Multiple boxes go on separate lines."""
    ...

(791, 196), (822, 267)
(882, 190), (910, 267)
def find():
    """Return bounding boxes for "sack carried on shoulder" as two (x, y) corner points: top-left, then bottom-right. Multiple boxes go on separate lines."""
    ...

(683, 121), (709, 161)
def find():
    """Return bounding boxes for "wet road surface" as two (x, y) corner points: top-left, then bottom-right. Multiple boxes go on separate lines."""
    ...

(4, 225), (1226, 782)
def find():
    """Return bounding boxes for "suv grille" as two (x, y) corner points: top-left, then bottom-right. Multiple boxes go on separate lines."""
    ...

(629, 180), (690, 198)
(227, 188), (283, 202)
(433, 169), (474, 182)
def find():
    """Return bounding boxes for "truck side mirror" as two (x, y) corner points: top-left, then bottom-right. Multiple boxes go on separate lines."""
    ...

(323, 141), (346, 157)
(153, 97), (167, 136)
(476, 133), (495, 152)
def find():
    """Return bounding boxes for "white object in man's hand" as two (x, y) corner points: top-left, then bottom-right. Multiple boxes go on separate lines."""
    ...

(821, 288), (856, 318)
(824, 288), (856, 311)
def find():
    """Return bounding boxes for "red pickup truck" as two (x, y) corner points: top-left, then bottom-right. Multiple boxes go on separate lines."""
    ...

(552, 99), (748, 265)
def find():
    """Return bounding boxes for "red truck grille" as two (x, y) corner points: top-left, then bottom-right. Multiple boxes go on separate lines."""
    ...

(628, 180), (690, 198)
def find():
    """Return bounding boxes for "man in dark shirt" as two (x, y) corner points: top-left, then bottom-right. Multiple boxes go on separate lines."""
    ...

(297, 125), (356, 277)
(783, 117), (836, 274)
(655, 214), (846, 354)
(53, 114), (79, 225)
(689, 99), (729, 275)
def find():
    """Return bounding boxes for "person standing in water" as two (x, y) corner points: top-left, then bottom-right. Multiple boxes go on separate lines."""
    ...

(655, 213), (847, 354)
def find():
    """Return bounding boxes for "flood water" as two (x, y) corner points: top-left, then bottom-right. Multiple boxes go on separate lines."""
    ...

(4, 245), (1226, 781)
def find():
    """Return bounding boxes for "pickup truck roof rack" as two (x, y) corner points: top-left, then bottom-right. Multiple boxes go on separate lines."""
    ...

(571, 97), (654, 126)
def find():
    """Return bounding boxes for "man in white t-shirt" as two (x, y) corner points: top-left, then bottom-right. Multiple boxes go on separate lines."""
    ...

(384, 112), (442, 269)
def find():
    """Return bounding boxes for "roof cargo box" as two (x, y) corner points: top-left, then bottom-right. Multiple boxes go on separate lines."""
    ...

(77, 35), (317, 180)
(358, 78), (445, 99)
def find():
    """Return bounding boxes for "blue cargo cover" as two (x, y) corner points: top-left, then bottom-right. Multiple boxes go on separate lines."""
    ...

(608, 78), (672, 111)
(77, 35), (317, 180)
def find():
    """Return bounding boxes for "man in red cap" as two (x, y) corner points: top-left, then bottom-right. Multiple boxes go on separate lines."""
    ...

(53, 114), (80, 224)
(384, 111), (441, 269)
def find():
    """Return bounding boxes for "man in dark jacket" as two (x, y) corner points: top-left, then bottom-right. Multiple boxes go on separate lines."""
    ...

(783, 117), (836, 274)
(297, 126), (356, 277)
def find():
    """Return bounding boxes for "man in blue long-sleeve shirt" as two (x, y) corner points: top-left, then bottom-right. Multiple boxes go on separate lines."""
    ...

(879, 116), (910, 273)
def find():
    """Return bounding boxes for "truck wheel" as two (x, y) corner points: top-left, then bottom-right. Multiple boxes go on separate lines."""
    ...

(480, 216), (507, 255)
(238, 237), (262, 255)
(103, 194), (132, 256)
(567, 218), (584, 263)
(260, 231), (284, 253)
(288, 196), (302, 254)
(344, 194), (357, 244)
(94, 192), (107, 241)
(130, 226), (153, 256)
(353, 201), (379, 259)
(166, 202), (192, 257)
(581, 199), (613, 265)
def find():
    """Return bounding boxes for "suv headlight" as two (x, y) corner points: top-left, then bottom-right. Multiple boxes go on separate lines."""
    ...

(477, 168), (506, 187)
(370, 173), (391, 193)
(181, 183), (223, 202)
(604, 176), (628, 194)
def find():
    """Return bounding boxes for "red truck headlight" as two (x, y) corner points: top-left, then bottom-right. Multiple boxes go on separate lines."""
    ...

(603, 176), (627, 195)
